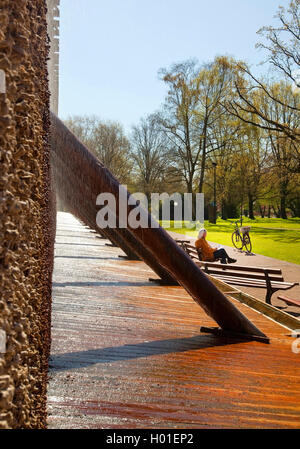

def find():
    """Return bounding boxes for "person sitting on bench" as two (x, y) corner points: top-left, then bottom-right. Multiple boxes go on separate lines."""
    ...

(195, 229), (237, 264)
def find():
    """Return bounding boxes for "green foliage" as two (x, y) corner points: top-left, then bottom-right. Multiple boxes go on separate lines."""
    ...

(164, 217), (300, 264)
(64, 115), (133, 184)
(65, 2), (300, 230)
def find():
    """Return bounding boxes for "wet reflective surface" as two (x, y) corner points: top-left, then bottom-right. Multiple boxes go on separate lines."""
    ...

(47, 213), (300, 429)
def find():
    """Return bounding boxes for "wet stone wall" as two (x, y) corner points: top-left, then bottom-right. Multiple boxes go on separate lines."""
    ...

(0, 0), (54, 428)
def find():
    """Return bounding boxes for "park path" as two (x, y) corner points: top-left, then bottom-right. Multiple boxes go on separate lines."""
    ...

(47, 213), (300, 429)
(168, 231), (300, 317)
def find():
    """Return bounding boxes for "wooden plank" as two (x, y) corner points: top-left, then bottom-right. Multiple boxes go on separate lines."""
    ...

(186, 251), (199, 259)
(203, 269), (284, 282)
(184, 243), (197, 249)
(48, 212), (300, 430)
(184, 247), (198, 254)
(278, 295), (300, 308)
(212, 275), (297, 290)
(211, 273), (293, 286)
(211, 276), (268, 288)
(183, 245), (199, 252)
(196, 261), (282, 275)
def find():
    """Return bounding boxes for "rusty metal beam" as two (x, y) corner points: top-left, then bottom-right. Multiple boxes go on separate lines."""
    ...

(51, 148), (139, 260)
(50, 115), (177, 284)
(50, 113), (267, 339)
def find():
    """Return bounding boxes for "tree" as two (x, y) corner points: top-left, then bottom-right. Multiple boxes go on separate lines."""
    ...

(157, 59), (201, 194)
(225, 67), (300, 146)
(238, 128), (270, 220)
(157, 56), (236, 196)
(223, 0), (300, 160)
(205, 123), (270, 221)
(287, 174), (300, 217)
(64, 115), (98, 144)
(257, 81), (300, 218)
(130, 115), (170, 200)
(268, 132), (297, 218)
(256, 0), (300, 89)
(203, 113), (241, 219)
(64, 115), (132, 184)
(193, 56), (235, 193)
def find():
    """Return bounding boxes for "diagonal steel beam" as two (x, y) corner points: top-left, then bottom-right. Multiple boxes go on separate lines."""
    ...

(50, 113), (267, 339)
(50, 115), (177, 284)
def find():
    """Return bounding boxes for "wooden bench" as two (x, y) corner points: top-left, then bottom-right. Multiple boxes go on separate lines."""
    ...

(179, 241), (220, 263)
(277, 295), (300, 308)
(195, 261), (298, 305)
(175, 239), (191, 248)
(179, 242), (203, 260)
(176, 239), (299, 305)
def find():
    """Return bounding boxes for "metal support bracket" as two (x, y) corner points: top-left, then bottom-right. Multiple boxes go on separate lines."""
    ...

(200, 326), (270, 344)
(118, 255), (141, 261)
(149, 278), (179, 286)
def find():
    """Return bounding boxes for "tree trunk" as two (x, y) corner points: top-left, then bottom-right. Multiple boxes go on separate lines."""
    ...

(272, 205), (281, 218)
(198, 155), (206, 194)
(221, 200), (227, 220)
(259, 205), (266, 218)
(280, 195), (287, 219)
(185, 179), (197, 221)
(198, 120), (208, 194)
(248, 193), (255, 220)
(279, 178), (289, 220)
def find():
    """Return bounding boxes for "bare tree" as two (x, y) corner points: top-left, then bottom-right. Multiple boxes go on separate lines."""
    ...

(256, 0), (300, 88)
(157, 59), (200, 193)
(223, 1), (300, 153)
(130, 115), (170, 199)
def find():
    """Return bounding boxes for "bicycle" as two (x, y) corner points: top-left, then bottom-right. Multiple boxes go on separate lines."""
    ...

(231, 221), (252, 253)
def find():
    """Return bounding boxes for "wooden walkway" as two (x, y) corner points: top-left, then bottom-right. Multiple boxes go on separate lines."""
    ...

(47, 213), (300, 428)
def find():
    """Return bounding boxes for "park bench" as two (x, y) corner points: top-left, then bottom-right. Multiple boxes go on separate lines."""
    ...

(196, 261), (299, 305)
(175, 239), (191, 247)
(176, 240), (202, 260)
(176, 240), (299, 305)
(178, 241), (219, 262)
(277, 295), (300, 308)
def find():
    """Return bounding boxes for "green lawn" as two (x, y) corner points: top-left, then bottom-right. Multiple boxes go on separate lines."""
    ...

(161, 217), (300, 265)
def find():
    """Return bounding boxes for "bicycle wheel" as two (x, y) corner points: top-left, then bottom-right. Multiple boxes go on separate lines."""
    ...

(243, 233), (252, 253)
(231, 231), (243, 250)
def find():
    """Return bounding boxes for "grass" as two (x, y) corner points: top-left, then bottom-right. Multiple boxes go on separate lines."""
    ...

(161, 217), (300, 265)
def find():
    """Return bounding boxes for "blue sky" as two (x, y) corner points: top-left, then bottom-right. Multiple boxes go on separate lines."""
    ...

(58, 0), (290, 132)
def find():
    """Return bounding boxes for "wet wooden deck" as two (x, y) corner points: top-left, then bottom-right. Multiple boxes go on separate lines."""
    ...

(47, 212), (300, 429)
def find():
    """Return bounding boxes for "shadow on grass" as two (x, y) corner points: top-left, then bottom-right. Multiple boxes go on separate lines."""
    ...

(170, 223), (300, 244)
(247, 228), (300, 244)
